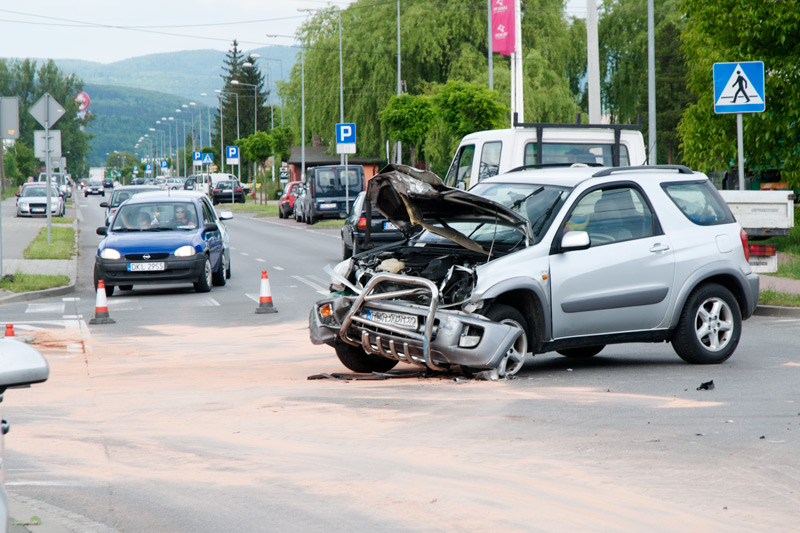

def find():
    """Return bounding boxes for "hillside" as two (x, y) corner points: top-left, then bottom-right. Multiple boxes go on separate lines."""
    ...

(83, 85), (192, 166)
(49, 46), (298, 166)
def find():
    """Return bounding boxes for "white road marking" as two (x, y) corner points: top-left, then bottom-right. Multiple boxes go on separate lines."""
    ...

(62, 314), (83, 319)
(291, 275), (329, 296)
(245, 293), (259, 303)
(25, 303), (66, 314)
(273, 266), (285, 271)
(107, 299), (142, 311)
(240, 252), (250, 256)
(255, 258), (265, 262)
(197, 296), (220, 306)
(308, 274), (329, 286)
(62, 297), (80, 302)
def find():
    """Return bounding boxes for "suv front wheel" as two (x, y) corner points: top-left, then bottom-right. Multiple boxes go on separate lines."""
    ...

(672, 283), (741, 364)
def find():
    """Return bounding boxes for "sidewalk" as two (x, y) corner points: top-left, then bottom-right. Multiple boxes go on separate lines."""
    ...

(0, 195), (78, 304)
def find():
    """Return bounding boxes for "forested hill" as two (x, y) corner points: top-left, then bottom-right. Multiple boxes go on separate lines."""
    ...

(84, 84), (191, 166)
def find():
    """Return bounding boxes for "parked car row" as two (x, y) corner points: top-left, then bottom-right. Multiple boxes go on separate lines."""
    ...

(279, 165), (366, 225)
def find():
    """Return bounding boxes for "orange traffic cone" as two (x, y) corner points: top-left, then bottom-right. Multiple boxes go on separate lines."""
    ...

(255, 270), (278, 314)
(89, 280), (116, 324)
(4, 324), (15, 337)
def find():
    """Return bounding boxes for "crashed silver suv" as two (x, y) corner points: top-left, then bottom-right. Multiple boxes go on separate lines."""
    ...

(309, 164), (759, 377)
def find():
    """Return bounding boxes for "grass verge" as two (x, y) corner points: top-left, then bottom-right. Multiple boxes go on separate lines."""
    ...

(0, 272), (70, 293)
(314, 219), (345, 227)
(759, 289), (800, 307)
(224, 202), (279, 216)
(23, 227), (75, 259)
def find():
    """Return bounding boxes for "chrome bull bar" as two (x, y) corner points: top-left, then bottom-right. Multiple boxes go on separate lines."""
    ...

(339, 272), (446, 371)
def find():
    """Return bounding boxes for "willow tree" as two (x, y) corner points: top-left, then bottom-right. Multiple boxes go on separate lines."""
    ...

(280, 0), (586, 165)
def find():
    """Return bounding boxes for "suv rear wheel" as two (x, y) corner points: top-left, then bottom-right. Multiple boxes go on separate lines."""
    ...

(672, 283), (741, 364)
(557, 346), (605, 358)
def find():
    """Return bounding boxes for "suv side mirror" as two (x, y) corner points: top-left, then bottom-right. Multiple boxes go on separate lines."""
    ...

(560, 230), (591, 252)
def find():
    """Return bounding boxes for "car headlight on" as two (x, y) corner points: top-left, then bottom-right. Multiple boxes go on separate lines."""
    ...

(174, 245), (196, 257)
(100, 248), (121, 260)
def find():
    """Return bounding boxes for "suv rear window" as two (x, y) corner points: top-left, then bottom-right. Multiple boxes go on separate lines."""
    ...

(661, 181), (734, 226)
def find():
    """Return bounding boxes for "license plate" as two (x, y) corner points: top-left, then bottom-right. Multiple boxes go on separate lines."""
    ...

(383, 221), (397, 230)
(320, 202), (337, 209)
(364, 309), (418, 330)
(31, 208), (45, 213)
(127, 262), (165, 272)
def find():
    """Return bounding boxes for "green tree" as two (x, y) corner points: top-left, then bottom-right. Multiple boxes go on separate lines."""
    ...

(680, 0), (800, 185)
(269, 125), (294, 166)
(433, 81), (507, 140)
(1, 58), (93, 179)
(280, 0), (586, 166)
(599, 0), (692, 164)
(380, 94), (434, 166)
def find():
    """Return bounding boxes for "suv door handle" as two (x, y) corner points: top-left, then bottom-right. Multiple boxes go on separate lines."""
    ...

(650, 243), (671, 253)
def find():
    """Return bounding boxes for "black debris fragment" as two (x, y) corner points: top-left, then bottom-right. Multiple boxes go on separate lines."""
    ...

(760, 435), (766, 440)
(697, 380), (715, 391)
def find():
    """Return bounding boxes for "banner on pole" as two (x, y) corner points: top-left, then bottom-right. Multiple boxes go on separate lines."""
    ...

(492, 0), (515, 56)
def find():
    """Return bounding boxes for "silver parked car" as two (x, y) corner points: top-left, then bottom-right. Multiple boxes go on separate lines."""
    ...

(16, 184), (65, 217)
(309, 164), (759, 376)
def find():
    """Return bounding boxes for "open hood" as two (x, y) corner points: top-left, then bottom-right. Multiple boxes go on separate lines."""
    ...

(365, 164), (531, 255)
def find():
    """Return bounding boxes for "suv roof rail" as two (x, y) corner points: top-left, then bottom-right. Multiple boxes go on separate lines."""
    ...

(592, 165), (694, 178)
(507, 162), (605, 173)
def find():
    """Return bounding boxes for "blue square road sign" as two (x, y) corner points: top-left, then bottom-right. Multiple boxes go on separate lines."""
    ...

(713, 61), (765, 114)
(336, 123), (356, 144)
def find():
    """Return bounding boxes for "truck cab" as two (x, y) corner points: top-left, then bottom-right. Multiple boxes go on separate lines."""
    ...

(444, 121), (647, 190)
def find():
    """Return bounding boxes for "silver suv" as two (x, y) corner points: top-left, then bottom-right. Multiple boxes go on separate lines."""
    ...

(309, 164), (759, 376)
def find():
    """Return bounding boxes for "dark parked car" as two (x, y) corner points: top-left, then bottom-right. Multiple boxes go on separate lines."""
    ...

(94, 191), (232, 296)
(279, 181), (301, 219)
(211, 180), (245, 205)
(294, 184), (309, 223)
(341, 191), (404, 259)
(102, 178), (114, 189)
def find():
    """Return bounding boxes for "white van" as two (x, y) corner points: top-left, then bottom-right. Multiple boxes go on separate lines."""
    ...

(444, 121), (648, 190)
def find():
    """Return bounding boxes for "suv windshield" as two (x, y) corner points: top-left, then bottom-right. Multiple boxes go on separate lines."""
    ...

(314, 169), (361, 198)
(471, 182), (571, 242)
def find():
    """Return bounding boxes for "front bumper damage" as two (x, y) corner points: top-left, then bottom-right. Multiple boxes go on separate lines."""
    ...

(309, 272), (522, 373)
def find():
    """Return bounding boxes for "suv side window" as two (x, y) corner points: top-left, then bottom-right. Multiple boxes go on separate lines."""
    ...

(566, 186), (655, 246)
(662, 181), (734, 226)
(445, 144), (475, 189)
(479, 141), (502, 181)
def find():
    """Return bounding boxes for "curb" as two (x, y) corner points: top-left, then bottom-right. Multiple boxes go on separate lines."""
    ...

(753, 304), (800, 318)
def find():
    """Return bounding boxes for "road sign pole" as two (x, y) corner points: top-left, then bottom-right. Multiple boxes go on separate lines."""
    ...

(737, 113), (745, 191)
(45, 94), (52, 245)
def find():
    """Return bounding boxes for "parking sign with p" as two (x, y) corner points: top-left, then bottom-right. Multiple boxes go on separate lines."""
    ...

(226, 145), (239, 165)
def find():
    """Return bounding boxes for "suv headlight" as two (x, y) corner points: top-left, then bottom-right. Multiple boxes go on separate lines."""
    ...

(174, 245), (196, 257)
(100, 248), (121, 260)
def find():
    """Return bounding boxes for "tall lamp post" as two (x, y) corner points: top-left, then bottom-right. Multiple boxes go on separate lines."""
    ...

(174, 111), (188, 176)
(181, 104), (196, 151)
(190, 102), (202, 150)
(215, 89), (240, 180)
(200, 93), (214, 148)
(231, 79), (259, 191)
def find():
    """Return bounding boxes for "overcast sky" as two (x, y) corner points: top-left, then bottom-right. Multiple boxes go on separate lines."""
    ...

(1, 1), (587, 64)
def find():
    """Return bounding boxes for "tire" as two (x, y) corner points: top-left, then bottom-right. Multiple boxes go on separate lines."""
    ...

(93, 272), (114, 297)
(194, 257), (213, 293)
(119, 285), (133, 291)
(557, 346), (605, 358)
(481, 304), (529, 376)
(212, 253), (227, 286)
(84, 192), (88, 197)
(672, 283), (741, 364)
(279, 208), (285, 219)
(342, 238), (352, 260)
(105, 284), (114, 297)
(225, 254), (231, 279)
(334, 342), (398, 373)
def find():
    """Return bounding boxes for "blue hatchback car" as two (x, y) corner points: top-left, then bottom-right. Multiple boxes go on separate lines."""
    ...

(94, 191), (232, 296)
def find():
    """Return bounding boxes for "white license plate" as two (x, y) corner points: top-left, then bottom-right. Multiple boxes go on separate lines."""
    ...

(383, 221), (397, 230)
(31, 208), (45, 213)
(364, 309), (418, 330)
(320, 202), (337, 209)
(127, 262), (165, 272)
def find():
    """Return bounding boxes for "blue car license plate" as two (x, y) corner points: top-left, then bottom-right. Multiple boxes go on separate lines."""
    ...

(127, 262), (165, 272)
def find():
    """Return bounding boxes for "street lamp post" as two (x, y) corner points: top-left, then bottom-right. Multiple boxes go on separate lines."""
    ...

(190, 102), (202, 150)
(168, 117), (181, 178)
(231, 79), (258, 192)
(181, 104), (196, 151)
(200, 93), (213, 148)
(215, 89), (240, 181)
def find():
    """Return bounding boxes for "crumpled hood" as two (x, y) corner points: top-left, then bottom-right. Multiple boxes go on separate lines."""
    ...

(365, 164), (531, 254)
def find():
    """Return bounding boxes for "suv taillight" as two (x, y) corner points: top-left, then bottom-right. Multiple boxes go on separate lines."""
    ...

(357, 217), (367, 230)
(740, 229), (749, 261)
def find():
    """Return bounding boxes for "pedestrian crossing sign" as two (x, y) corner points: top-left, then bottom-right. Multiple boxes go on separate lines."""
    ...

(713, 61), (765, 114)
(201, 153), (214, 165)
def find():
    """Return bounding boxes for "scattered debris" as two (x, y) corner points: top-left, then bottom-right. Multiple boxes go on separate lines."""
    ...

(725, 420), (734, 424)
(2, 274), (15, 283)
(760, 435), (766, 439)
(308, 369), (434, 381)
(474, 369), (500, 381)
(697, 380), (715, 390)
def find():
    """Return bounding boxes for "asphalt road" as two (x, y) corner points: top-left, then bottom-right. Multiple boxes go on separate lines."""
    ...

(3, 194), (799, 531)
